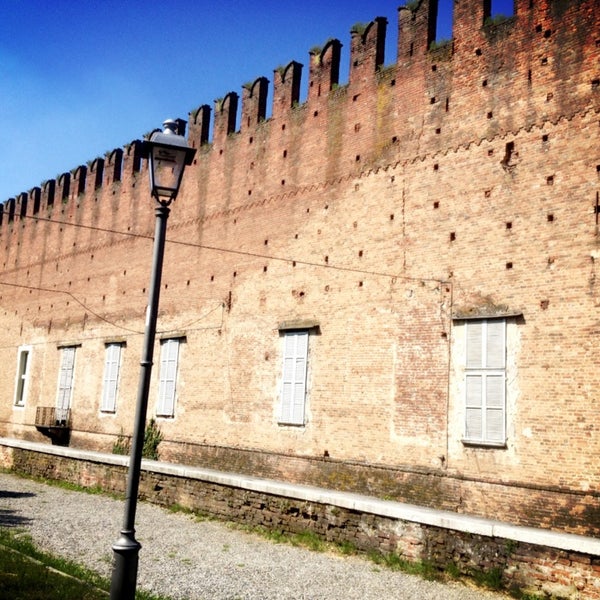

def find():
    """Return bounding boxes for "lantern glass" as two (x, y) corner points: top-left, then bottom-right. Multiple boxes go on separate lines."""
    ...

(149, 143), (188, 201)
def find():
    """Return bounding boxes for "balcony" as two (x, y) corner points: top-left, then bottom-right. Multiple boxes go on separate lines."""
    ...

(35, 407), (71, 445)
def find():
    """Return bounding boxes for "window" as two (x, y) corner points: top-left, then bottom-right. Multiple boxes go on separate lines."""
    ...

(101, 343), (123, 413)
(464, 319), (506, 445)
(279, 330), (309, 425)
(157, 338), (181, 418)
(14, 346), (31, 406)
(57, 346), (76, 423)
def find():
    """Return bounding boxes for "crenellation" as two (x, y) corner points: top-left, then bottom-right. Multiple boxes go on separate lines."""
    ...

(349, 17), (388, 85)
(2, 0), (596, 213)
(5, 198), (15, 223)
(174, 118), (187, 137)
(70, 165), (87, 201)
(188, 104), (211, 148)
(398, 0), (438, 68)
(42, 179), (56, 209)
(453, 0), (490, 44)
(272, 61), (302, 121)
(308, 39), (342, 102)
(241, 77), (269, 132)
(88, 158), (104, 193)
(17, 192), (27, 220)
(213, 92), (239, 146)
(28, 187), (41, 216)
(57, 172), (70, 203)
(105, 148), (123, 186)
(123, 140), (143, 176)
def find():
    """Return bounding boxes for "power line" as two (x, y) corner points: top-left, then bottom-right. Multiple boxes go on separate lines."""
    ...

(0, 281), (143, 335)
(12, 213), (447, 285)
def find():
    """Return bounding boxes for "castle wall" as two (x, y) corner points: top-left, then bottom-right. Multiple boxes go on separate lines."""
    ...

(0, 0), (599, 538)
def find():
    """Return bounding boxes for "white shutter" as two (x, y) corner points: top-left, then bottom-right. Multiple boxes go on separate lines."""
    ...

(157, 339), (180, 417)
(57, 347), (75, 420)
(279, 331), (308, 425)
(465, 374), (483, 440)
(101, 344), (121, 412)
(485, 320), (505, 368)
(466, 321), (483, 368)
(485, 374), (505, 442)
(464, 320), (506, 444)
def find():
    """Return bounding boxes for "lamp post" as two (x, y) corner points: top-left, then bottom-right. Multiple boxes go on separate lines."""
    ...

(110, 119), (196, 600)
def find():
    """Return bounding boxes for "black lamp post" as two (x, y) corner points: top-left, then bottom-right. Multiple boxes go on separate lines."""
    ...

(110, 119), (196, 600)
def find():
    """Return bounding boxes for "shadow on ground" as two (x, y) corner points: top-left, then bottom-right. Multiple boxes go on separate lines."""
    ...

(0, 490), (35, 527)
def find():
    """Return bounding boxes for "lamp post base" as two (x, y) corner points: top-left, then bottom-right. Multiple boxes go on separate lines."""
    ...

(110, 530), (141, 600)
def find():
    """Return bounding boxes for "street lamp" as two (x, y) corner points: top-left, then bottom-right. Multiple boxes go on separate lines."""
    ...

(110, 119), (196, 600)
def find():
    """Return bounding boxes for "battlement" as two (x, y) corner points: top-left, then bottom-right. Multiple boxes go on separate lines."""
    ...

(1, 0), (598, 226)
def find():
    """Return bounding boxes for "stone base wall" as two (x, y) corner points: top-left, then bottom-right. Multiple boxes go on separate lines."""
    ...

(3, 444), (600, 599)
(158, 439), (600, 538)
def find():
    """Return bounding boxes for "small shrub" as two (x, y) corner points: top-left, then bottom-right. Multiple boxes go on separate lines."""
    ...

(142, 418), (163, 460)
(484, 14), (510, 27)
(405, 0), (421, 11)
(429, 38), (452, 51)
(350, 22), (369, 35)
(112, 429), (130, 455)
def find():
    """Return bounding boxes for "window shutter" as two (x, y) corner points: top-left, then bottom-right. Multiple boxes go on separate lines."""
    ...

(280, 331), (308, 425)
(57, 347), (75, 420)
(485, 373), (505, 442)
(101, 344), (121, 412)
(466, 321), (483, 368)
(485, 320), (505, 368)
(465, 374), (483, 439)
(157, 339), (179, 417)
(464, 320), (506, 445)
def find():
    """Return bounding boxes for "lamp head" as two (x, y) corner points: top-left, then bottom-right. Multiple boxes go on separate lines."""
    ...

(142, 119), (196, 205)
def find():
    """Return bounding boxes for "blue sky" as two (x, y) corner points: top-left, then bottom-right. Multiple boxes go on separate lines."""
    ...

(0, 0), (513, 202)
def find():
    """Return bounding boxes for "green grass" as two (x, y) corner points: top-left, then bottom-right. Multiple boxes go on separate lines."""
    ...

(0, 528), (169, 600)
(366, 549), (438, 580)
(472, 565), (504, 590)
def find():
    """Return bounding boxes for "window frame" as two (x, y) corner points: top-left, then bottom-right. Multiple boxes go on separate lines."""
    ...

(278, 329), (310, 426)
(463, 318), (507, 447)
(14, 345), (32, 407)
(100, 342), (123, 413)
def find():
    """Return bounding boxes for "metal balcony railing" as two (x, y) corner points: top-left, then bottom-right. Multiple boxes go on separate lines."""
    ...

(35, 406), (71, 429)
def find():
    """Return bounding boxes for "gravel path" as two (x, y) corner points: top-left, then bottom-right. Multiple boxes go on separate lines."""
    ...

(0, 472), (509, 600)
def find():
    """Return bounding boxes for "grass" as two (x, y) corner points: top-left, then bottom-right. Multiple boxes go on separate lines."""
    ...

(366, 549), (438, 581)
(235, 523), (444, 582)
(472, 565), (504, 590)
(0, 528), (169, 600)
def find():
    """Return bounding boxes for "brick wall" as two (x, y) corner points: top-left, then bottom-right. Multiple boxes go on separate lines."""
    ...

(0, 0), (599, 548)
